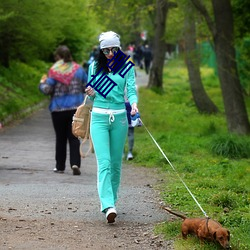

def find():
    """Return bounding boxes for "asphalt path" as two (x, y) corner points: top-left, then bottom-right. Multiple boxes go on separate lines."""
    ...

(0, 106), (166, 222)
(0, 69), (172, 249)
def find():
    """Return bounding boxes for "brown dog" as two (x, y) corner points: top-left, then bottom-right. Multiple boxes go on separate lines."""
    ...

(163, 207), (231, 249)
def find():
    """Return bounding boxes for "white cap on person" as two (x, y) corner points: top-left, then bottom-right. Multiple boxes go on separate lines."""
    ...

(99, 31), (121, 49)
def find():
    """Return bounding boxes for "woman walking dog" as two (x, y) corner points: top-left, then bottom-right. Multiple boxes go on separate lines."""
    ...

(85, 31), (138, 223)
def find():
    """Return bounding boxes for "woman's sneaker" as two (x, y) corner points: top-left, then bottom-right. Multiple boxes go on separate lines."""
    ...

(105, 207), (117, 223)
(127, 152), (133, 160)
(72, 165), (81, 175)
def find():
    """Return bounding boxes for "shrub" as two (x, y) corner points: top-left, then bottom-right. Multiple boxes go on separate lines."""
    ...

(210, 135), (250, 159)
(210, 191), (237, 209)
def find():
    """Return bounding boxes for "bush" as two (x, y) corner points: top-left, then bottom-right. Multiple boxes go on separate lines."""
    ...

(210, 135), (250, 159)
(210, 191), (237, 209)
(0, 60), (48, 123)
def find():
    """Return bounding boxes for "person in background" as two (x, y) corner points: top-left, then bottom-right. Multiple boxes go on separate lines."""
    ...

(125, 82), (139, 161)
(125, 45), (134, 59)
(134, 44), (144, 69)
(85, 31), (138, 223)
(39, 45), (87, 175)
(124, 54), (137, 161)
(143, 44), (152, 74)
(88, 46), (99, 68)
(125, 101), (135, 160)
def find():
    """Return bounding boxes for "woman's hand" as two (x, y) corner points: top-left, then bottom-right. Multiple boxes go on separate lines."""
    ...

(85, 86), (96, 97)
(131, 103), (138, 116)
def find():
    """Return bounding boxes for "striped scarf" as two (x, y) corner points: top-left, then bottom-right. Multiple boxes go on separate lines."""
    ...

(48, 59), (80, 85)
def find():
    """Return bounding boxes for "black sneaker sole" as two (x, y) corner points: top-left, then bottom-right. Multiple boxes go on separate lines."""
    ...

(72, 167), (81, 175)
(53, 170), (64, 173)
(107, 212), (117, 223)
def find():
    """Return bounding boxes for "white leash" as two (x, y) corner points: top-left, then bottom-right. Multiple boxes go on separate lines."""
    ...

(139, 118), (209, 218)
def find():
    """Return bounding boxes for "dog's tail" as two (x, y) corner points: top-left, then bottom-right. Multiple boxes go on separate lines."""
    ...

(162, 206), (187, 220)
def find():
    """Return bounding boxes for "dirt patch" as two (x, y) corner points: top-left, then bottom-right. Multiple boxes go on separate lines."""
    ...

(0, 216), (174, 250)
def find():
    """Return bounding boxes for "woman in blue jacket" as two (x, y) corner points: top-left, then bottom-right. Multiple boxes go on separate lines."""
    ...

(39, 45), (87, 175)
(86, 31), (138, 223)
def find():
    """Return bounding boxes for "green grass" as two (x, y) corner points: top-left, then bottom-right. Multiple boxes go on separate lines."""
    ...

(128, 59), (250, 250)
(0, 60), (50, 123)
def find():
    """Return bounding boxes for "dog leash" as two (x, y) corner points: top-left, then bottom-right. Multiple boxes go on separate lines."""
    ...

(139, 118), (209, 218)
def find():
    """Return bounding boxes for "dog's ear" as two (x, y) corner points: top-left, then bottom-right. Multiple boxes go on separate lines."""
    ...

(213, 231), (217, 240)
(227, 230), (230, 240)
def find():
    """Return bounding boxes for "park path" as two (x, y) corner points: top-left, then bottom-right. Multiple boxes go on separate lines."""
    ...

(0, 69), (173, 249)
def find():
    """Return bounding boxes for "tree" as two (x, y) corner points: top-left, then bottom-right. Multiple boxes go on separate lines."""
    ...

(0, 0), (98, 66)
(148, 0), (177, 89)
(91, 0), (155, 48)
(184, 1), (218, 114)
(191, 0), (250, 134)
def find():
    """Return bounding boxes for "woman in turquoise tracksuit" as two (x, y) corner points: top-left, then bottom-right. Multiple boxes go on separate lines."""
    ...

(86, 31), (138, 223)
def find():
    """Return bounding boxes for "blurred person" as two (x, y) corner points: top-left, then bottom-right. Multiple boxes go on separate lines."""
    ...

(39, 45), (87, 175)
(123, 54), (137, 161)
(87, 46), (99, 69)
(125, 101), (135, 160)
(134, 44), (144, 69)
(143, 44), (152, 74)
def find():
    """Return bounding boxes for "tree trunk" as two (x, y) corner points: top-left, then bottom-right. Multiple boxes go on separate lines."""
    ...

(191, 0), (250, 134)
(184, 4), (218, 114)
(212, 0), (250, 134)
(147, 0), (168, 89)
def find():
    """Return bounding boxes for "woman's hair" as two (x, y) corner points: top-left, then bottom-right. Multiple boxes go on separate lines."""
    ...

(54, 45), (73, 63)
(96, 48), (121, 74)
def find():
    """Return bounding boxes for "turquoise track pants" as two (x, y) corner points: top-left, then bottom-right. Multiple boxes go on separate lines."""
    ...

(90, 111), (128, 212)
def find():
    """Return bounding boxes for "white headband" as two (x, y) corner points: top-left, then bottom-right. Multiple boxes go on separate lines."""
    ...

(99, 31), (121, 49)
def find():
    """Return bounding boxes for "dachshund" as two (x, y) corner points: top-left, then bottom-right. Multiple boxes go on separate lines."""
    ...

(162, 206), (231, 249)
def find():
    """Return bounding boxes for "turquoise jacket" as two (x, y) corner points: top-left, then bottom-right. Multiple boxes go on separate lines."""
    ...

(87, 61), (138, 110)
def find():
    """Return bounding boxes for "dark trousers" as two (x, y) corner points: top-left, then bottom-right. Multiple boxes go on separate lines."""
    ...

(127, 127), (134, 152)
(51, 110), (80, 171)
(144, 59), (151, 74)
(125, 102), (134, 153)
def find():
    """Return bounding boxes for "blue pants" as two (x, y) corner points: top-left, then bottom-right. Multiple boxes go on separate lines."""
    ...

(90, 111), (128, 212)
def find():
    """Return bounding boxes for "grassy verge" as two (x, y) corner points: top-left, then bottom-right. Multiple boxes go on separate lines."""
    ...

(129, 59), (250, 250)
(0, 60), (50, 125)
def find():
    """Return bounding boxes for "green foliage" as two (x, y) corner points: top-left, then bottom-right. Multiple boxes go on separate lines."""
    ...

(236, 37), (250, 95)
(165, 2), (184, 44)
(0, 0), (100, 66)
(0, 60), (49, 122)
(129, 58), (250, 249)
(210, 191), (238, 209)
(92, 0), (156, 46)
(232, 0), (250, 39)
(210, 135), (250, 159)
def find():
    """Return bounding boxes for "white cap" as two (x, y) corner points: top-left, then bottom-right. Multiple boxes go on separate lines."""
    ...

(99, 31), (121, 49)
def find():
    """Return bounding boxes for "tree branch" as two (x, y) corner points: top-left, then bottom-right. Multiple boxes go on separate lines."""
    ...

(190, 0), (216, 37)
